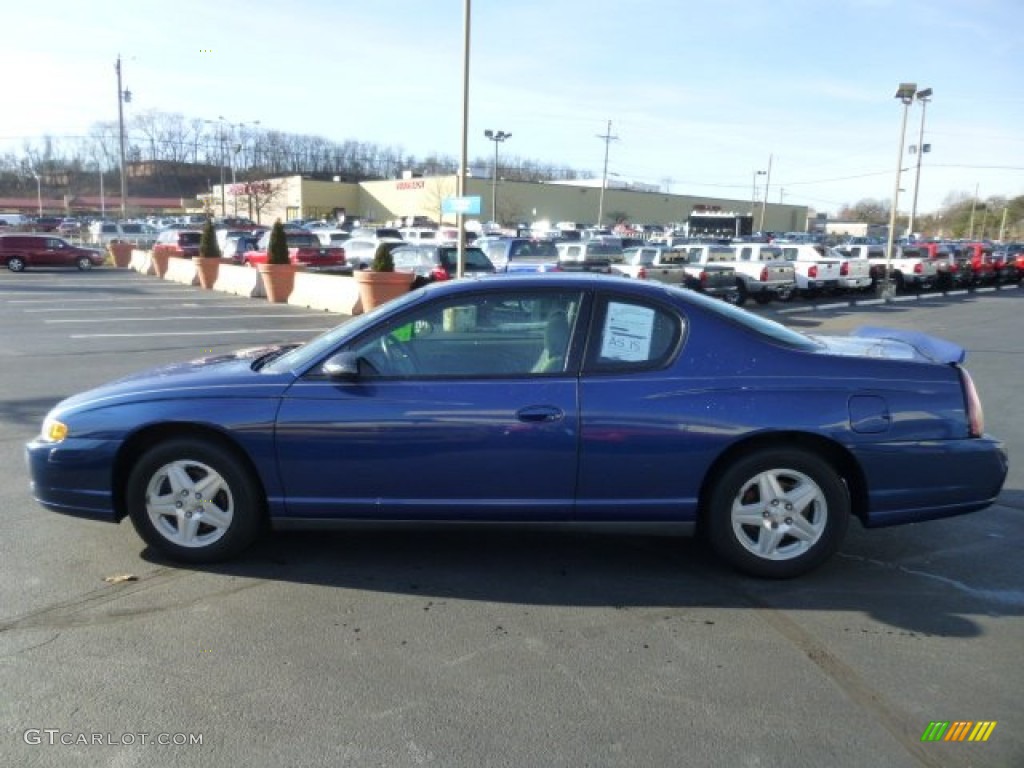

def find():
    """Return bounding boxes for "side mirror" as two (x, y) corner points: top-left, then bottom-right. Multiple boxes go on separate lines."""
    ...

(322, 352), (362, 380)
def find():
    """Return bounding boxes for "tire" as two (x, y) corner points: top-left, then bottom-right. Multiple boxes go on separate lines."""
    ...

(126, 438), (264, 563)
(706, 448), (850, 578)
(7, 256), (26, 272)
(753, 292), (772, 305)
(722, 281), (747, 307)
(77, 256), (93, 271)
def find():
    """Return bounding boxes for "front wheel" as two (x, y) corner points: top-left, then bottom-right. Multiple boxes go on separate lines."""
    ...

(126, 438), (264, 563)
(706, 448), (850, 578)
(774, 285), (796, 303)
(77, 256), (94, 271)
(7, 256), (26, 272)
(722, 283), (746, 306)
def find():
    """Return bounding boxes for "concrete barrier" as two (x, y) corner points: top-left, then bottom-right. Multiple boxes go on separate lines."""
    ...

(164, 256), (199, 286)
(287, 271), (362, 315)
(129, 249), (154, 275)
(214, 263), (267, 298)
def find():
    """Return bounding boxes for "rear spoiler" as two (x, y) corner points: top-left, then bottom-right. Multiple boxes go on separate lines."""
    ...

(852, 326), (966, 364)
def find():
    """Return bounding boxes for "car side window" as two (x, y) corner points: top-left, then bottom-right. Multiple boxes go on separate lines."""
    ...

(348, 291), (584, 378)
(586, 297), (682, 372)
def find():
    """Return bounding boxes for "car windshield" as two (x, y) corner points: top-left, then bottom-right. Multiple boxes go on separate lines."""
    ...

(287, 234), (319, 248)
(440, 247), (492, 270)
(263, 289), (428, 374)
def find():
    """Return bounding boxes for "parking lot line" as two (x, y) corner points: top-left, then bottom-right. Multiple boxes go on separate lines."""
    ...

(47, 314), (322, 323)
(70, 329), (333, 338)
(19, 302), (299, 312)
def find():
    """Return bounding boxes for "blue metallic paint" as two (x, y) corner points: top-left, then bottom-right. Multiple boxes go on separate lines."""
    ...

(25, 275), (1007, 542)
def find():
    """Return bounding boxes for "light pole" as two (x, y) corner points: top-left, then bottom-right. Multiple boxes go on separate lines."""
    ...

(752, 169), (766, 219)
(596, 120), (618, 228)
(884, 82), (917, 299)
(483, 129), (510, 225)
(115, 54), (130, 220)
(31, 169), (42, 217)
(456, 0), (471, 277)
(758, 154), (773, 232)
(907, 87), (932, 237)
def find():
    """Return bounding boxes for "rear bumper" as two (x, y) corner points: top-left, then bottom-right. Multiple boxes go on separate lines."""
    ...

(852, 436), (1008, 528)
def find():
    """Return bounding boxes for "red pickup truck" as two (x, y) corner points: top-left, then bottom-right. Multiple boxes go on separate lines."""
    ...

(241, 231), (348, 272)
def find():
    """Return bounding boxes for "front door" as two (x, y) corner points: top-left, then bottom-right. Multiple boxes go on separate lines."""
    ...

(274, 289), (587, 521)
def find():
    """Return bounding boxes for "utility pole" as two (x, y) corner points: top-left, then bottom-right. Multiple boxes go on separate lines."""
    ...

(115, 54), (128, 220)
(596, 120), (619, 228)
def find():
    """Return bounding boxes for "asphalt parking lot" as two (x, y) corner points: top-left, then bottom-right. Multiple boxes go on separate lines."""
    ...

(1, 268), (1021, 767)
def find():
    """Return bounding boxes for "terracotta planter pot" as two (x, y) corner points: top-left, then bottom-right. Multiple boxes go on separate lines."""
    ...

(108, 241), (134, 268)
(353, 269), (414, 312)
(151, 250), (171, 278)
(258, 262), (301, 303)
(195, 257), (224, 290)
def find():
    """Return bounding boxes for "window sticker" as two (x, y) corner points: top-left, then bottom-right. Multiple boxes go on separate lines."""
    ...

(601, 302), (654, 362)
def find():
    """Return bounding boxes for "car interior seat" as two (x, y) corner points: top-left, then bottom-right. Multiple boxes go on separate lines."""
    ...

(532, 311), (570, 373)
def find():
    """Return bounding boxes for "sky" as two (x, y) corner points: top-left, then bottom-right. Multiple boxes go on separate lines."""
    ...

(3, 0), (1022, 216)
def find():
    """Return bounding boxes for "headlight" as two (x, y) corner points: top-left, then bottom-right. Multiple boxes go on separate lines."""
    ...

(41, 417), (68, 443)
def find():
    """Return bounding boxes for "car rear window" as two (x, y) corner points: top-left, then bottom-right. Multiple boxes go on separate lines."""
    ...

(179, 232), (202, 245)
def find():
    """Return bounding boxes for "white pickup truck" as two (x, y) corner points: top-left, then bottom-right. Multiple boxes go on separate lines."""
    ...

(730, 243), (797, 303)
(838, 244), (939, 292)
(616, 245), (743, 304)
(776, 244), (846, 298)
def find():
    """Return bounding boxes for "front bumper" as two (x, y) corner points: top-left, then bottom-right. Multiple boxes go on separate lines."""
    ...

(25, 438), (121, 521)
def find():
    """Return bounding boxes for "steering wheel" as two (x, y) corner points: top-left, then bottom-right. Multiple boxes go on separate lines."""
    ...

(378, 334), (416, 375)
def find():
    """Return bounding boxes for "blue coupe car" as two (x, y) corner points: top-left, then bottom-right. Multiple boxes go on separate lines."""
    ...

(26, 274), (1007, 578)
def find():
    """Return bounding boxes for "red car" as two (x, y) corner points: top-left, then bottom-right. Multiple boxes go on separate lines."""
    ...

(0, 234), (105, 272)
(241, 231), (348, 271)
(153, 229), (203, 259)
(961, 243), (997, 285)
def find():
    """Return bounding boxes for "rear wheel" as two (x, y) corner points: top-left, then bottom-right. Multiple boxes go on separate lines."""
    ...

(7, 256), (26, 272)
(77, 256), (94, 271)
(722, 282), (746, 306)
(774, 285), (795, 302)
(126, 438), (264, 563)
(706, 448), (850, 578)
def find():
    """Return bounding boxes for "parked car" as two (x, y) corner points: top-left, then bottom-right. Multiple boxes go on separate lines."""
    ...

(153, 229), (203, 259)
(32, 216), (62, 232)
(88, 221), (159, 249)
(479, 237), (561, 273)
(840, 244), (938, 292)
(390, 244), (495, 287)
(26, 276), (1008, 579)
(555, 240), (621, 273)
(57, 218), (83, 236)
(914, 242), (973, 290)
(340, 237), (404, 270)
(241, 230), (348, 271)
(777, 244), (844, 298)
(0, 233), (105, 271)
(960, 243), (997, 285)
(730, 243), (797, 303)
(222, 234), (260, 263)
(993, 243), (1023, 283)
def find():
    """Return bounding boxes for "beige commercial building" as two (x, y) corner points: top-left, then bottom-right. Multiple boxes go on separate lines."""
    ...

(212, 174), (809, 233)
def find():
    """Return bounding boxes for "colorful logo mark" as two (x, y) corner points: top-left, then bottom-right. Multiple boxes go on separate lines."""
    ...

(921, 721), (997, 742)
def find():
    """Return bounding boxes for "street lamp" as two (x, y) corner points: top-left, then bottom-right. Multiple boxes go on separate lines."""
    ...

(483, 129), (510, 225)
(752, 169), (766, 215)
(30, 169), (42, 217)
(907, 87), (932, 236)
(758, 154), (773, 232)
(883, 82), (917, 299)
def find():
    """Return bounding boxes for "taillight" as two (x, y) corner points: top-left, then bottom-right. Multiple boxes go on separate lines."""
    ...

(637, 266), (647, 279)
(759, 266), (768, 281)
(914, 262), (923, 273)
(699, 270), (709, 285)
(840, 262), (849, 276)
(808, 265), (817, 278)
(430, 266), (450, 281)
(959, 367), (985, 437)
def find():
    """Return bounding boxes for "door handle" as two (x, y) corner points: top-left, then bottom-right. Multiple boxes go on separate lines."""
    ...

(516, 406), (564, 423)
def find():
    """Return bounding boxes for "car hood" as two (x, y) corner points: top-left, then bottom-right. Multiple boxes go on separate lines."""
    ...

(810, 327), (965, 364)
(52, 345), (297, 414)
